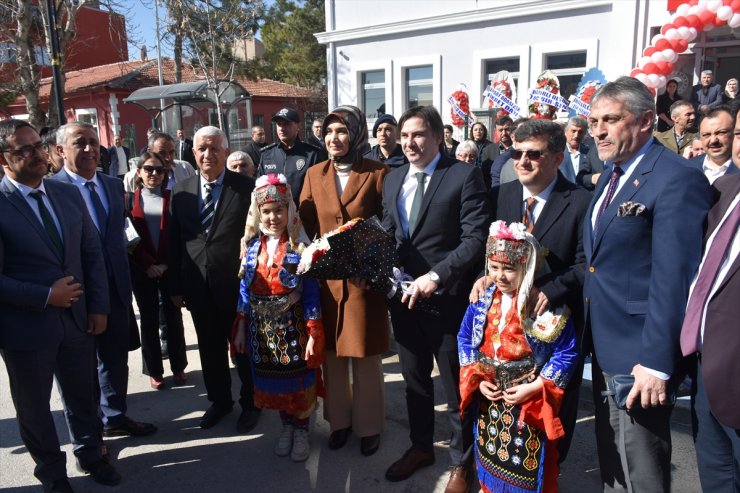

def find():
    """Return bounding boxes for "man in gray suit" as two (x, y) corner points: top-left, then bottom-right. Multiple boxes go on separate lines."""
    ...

(0, 120), (119, 491)
(52, 122), (156, 442)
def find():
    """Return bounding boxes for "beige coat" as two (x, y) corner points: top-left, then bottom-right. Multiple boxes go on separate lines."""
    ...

(299, 158), (390, 357)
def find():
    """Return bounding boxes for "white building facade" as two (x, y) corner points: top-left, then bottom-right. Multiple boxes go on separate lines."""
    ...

(316, 0), (739, 134)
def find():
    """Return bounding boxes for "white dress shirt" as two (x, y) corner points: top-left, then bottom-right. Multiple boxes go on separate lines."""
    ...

(568, 148), (581, 178)
(61, 167), (110, 234)
(396, 152), (442, 236)
(5, 177), (63, 240)
(521, 175), (558, 225)
(701, 157), (732, 185)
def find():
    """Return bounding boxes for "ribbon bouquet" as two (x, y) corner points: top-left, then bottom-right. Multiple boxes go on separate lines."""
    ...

(297, 217), (438, 315)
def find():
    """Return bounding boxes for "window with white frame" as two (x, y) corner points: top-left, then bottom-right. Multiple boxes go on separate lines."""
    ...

(483, 57), (520, 92)
(544, 51), (587, 100)
(361, 70), (385, 118)
(33, 45), (50, 66)
(405, 65), (432, 109)
(75, 109), (99, 134)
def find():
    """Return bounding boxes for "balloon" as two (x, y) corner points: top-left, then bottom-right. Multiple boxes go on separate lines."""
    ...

(703, 21), (715, 30)
(716, 5), (733, 19)
(655, 38), (672, 50)
(643, 62), (659, 74)
(729, 13), (740, 27)
(689, 5), (701, 15)
(663, 49), (678, 63)
(647, 74), (661, 88)
(677, 3), (691, 15)
(699, 10), (715, 23)
(651, 34), (664, 45)
(658, 75), (667, 88)
(688, 27), (699, 40)
(676, 39), (689, 52)
(652, 51), (667, 63)
(656, 61), (673, 75)
(674, 16), (690, 28)
(643, 46), (658, 56)
(630, 68), (644, 77)
(638, 56), (652, 69)
(661, 23), (675, 34)
(677, 26), (690, 38)
(685, 14), (702, 28)
(707, 0), (723, 12)
(635, 73), (649, 86)
(689, 0), (699, 5)
(665, 28), (680, 40)
(732, 0), (740, 11)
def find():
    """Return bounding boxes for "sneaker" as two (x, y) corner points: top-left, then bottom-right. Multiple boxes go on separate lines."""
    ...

(274, 423), (294, 456)
(290, 428), (310, 462)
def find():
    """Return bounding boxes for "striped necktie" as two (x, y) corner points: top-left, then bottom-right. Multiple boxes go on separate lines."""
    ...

(200, 182), (216, 231)
(522, 197), (537, 232)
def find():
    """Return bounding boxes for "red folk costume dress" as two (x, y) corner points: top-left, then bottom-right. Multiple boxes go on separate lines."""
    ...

(458, 221), (578, 493)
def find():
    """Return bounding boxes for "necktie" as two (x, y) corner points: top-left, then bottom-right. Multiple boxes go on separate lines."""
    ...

(29, 191), (64, 259)
(680, 201), (740, 355)
(407, 172), (426, 237)
(522, 197), (537, 232)
(594, 165), (624, 237)
(200, 182), (216, 231)
(85, 181), (108, 237)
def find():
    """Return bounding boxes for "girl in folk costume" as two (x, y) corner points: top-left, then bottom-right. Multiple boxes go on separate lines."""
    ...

(232, 173), (325, 462)
(458, 221), (578, 493)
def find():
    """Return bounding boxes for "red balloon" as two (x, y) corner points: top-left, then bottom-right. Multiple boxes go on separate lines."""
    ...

(660, 23), (675, 35)
(699, 10), (715, 24)
(686, 14), (702, 29)
(675, 39), (689, 52)
(656, 61), (673, 75)
(713, 15), (725, 26)
(673, 16), (689, 28)
(643, 62), (659, 74)
(630, 68), (644, 77)
(644, 46), (658, 56)
(655, 39), (672, 51)
(689, 0), (699, 5)
(732, 0), (740, 11)
(723, 0), (732, 6)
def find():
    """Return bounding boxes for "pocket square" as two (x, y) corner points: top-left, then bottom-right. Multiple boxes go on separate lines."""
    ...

(617, 201), (646, 217)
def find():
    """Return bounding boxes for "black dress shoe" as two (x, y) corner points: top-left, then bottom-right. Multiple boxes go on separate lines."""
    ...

(43, 478), (74, 493)
(328, 427), (352, 450)
(236, 407), (261, 433)
(385, 447), (435, 482)
(103, 416), (157, 437)
(200, 404), (233, 429)
(360, 434), (380, 456)
(76, 459), (122, 486)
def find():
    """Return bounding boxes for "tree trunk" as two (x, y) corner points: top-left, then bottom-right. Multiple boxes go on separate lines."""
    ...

(15, 0), (46, 129)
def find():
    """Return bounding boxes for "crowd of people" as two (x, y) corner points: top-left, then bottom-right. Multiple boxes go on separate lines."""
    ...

(0, 71), (739, 493)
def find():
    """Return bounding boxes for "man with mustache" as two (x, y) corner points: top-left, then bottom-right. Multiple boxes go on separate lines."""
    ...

(654, 100), (697, 156)
(688, 106), (738, 184)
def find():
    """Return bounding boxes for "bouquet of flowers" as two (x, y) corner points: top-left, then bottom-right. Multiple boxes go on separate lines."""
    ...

(528, 70), (561, 120)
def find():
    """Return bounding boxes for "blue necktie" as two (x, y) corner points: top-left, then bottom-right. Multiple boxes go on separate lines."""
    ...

(85, 181), (108, 237)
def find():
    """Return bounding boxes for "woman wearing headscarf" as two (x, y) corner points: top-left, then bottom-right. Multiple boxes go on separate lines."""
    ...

(299, 105), (390, 457)
(723, 78), (738, 105)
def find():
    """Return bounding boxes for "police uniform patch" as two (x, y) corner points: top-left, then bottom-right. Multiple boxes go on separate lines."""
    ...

(296, 159), (306, 171)
(264, 163), (277, 171)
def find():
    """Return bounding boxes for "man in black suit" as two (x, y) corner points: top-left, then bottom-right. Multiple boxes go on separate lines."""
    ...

(168, 126), (260, 432)
(484, 119), (591, 463)
(480, 115), (514, 189)
(381, 106), (489, 493)
(575, 141), (606, 191)
(53, 122), (156, 442)
(0, 120), (118, 491)
(108, 134), (131, 179)
(176, 128), (196, 169)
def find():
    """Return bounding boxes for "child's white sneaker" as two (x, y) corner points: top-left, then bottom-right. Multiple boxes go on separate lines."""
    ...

(274, 423), (294, 456)
(290, 428), (310, 462)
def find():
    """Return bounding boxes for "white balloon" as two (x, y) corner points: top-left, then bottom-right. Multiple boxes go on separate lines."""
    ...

(716, 6), (733, 21)
(651, 34), (664, 45)
(706, 0), (722, 13)
(677, 26), (690, 39)
(729, 13), (740, 28)
(703, 22), (715, 31)
(689, 5), (701, 15)
(658, 75), (667, 88)
(647, 74), (661, 88)
(665, 28), (680, 40)
(652, 51), (667, 63)
(688, 27), (698, 41)
(635, 73), (649, 86)
(663, 49), (678, 63)
(638, 56), (652, 69)
(677, 4), (690, 16)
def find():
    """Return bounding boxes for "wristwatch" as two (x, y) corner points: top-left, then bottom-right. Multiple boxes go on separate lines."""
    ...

(427, 271), (440, 284)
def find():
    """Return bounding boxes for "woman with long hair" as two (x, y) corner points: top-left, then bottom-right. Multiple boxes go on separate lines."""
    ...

(127, 152), (187, 389)
(656, 78), (682, 132)
(299, 105), (390, 457)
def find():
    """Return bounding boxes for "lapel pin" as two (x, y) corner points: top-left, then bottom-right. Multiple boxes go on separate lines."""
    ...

(633, 178), (640, 187)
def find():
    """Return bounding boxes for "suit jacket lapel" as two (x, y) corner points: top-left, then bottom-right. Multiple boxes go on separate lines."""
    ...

(390, 164), (408, 233)
(559, 152), (576, 182)
(210, 171), (236, 236)
(534, 175), (570, 239)
(318, 161), (344, 221)
(411, 158), (450, 239)
(1, 178), (64, 262)
(341, 160), (370, 206)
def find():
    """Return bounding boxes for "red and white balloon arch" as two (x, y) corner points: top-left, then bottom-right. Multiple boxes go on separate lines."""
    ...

(630, 0), (740, 93)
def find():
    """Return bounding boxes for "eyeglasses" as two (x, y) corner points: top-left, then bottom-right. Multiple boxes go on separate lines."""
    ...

(142, 165), (165, 175)
(5, 142), (45, 158)
(512, 148), (546, 160)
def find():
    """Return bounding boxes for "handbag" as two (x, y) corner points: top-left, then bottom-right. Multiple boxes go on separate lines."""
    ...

(601, 374), (677, 410)
(124, 217), (141, 253)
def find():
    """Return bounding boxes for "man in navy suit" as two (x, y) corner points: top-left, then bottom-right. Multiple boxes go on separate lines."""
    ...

(584, 77), (713, 492)
(687, 106), (738, 184)
(558, 116), (591, 184)
(108, 135), (130, 179)
(381, 106), (489, 493)
(53, 122), (156, 442)
(0, 120), (119, 491)
(176, 128), (196, 169)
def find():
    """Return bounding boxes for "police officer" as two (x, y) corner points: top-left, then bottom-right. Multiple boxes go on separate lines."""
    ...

(259, 107), (322, 202)
(362, 114), (408, 168)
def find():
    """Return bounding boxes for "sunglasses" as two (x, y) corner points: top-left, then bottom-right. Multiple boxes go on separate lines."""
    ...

(512, 148), (546, 160)
(142, 165), (165, 175)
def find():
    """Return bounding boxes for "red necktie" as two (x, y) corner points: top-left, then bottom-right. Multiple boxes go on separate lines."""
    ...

(680, 200), (740, 355)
